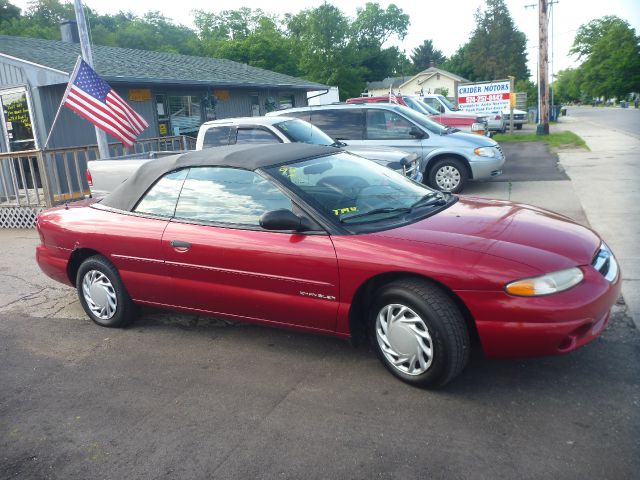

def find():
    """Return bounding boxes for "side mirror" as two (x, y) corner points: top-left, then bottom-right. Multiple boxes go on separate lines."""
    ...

(438, 105), (445, 113)
(260, 209), (312, 232)
(409, 126), (425, 139)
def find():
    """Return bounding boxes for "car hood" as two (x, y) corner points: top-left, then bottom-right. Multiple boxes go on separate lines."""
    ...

(374, 196), (600, 273)
(445, 131), (497, 147)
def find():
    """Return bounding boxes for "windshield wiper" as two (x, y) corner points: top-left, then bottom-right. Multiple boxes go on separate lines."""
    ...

(330, 140), (347, 147)
(340, 207), (410, 223)
(409, 193), (448, 211)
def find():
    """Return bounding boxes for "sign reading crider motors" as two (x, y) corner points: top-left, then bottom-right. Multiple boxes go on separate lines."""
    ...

(457, 80), (510, 114)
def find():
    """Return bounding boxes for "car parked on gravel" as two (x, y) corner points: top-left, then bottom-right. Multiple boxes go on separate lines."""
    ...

(36, 143), (621, 387)
(268, 103), (505, 193)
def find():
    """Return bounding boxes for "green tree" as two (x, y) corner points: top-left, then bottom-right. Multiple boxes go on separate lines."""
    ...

(350, 3), (410, 85)
(441, 44), (474, 80)
(463, 0), (529, 81)
(106, 11), (200, 55)
(287, 3), (366, 98)
(351, 2), (408, 45)
(553, 68), (582, 103)
(212, 17), (299, 76)
(570, 16), (640, 99)
(410, 40), (446, 72)
(0, 0), (21, 23)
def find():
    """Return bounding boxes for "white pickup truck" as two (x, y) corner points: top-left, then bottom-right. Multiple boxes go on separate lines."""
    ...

(421, 93), (527, 130)
(87, 116), (420, 194)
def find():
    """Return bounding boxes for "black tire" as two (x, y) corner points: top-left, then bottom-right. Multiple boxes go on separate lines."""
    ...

(76, 255), (138, 328)
(516, 123), (523, 130)
(369, 278), (470, 387)
(427, 157), (468, 193)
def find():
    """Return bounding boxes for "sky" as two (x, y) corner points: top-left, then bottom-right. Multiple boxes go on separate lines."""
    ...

(11, 0), (640, 81)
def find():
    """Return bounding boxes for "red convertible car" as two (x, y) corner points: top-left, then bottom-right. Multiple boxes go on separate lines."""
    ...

(36, 143), (621, 387)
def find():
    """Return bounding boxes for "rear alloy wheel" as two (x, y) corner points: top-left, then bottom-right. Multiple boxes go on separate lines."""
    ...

(428, 158), (467, 193)
(369, 279), (470, 387)
(76, 255), (137, 328)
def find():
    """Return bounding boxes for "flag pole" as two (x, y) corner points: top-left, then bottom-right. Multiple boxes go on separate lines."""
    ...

(74, 0), (110, 158)
(42, 56), (82, 150)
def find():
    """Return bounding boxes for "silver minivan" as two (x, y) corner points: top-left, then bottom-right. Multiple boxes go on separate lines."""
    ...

(268, 103), (505, 193)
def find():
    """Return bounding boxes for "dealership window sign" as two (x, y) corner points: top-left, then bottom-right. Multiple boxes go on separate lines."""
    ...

(457, 80), (510, 114)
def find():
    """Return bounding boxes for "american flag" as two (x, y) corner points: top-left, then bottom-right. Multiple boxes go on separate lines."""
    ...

(63, 58), (148, 147)
(389, 89), (399, 104)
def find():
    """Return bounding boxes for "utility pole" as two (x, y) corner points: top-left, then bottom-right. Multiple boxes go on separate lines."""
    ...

(509, 76), (515, 133)
(537, 0), (550, 135)
(73, 0), (110, 158)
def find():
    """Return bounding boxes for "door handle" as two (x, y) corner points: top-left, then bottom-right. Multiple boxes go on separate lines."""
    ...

(170, 240), (192, 250)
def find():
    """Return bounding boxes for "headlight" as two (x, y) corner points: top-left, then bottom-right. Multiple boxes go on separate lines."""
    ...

(474, 147), (497, 157)
(505, 267), (584, 297)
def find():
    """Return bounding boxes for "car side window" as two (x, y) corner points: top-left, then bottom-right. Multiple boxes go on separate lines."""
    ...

(202, 126), (232, 148)
(174, 167), (292, 227)
(235, 128), (281, 144)
(310, 110), (364, 140)
(423, 98), (439, 111)
(365, 110), (415, 140)
(134, 169), (189, 217)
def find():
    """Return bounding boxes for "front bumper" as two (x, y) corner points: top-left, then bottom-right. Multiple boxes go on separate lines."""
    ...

(456, 264), (622, 358)
(468, 155), (505, 180)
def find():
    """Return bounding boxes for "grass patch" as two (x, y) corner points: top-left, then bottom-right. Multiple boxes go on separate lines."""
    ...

(493, 130), (588, 149)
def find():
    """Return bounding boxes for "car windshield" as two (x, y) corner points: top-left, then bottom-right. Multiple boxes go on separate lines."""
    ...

(390, 105), (449, 135)
(405, 97), (440, 115)
(438, 95), (459, 111)
(266, 152), (447, 228)
(274, 119), (334, 146)
(402, 96), (437, 115)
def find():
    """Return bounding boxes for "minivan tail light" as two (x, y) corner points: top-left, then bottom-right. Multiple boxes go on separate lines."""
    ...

(86, 169), (93, 187)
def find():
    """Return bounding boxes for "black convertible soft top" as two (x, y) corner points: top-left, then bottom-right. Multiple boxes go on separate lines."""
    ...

(100, 143), (338, 212)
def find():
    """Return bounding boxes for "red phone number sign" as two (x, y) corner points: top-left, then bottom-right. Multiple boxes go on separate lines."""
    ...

(458, 93), (510, 104)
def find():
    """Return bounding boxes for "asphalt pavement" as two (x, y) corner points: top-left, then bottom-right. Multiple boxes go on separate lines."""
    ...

(1, 129), (639, 479)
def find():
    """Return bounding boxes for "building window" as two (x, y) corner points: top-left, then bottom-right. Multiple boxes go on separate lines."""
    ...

(156, 94), (205, 137)
(279, 95), (295, 110)
(0, 87), (36, 152)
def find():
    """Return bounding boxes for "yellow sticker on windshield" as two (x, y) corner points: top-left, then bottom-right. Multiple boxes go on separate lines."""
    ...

(279, 166), (297, 177)
(333, 207), (357, 216)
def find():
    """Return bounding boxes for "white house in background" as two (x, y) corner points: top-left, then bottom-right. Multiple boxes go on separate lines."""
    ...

(367, 67), (470, 102)
(307, 86), (340, 105)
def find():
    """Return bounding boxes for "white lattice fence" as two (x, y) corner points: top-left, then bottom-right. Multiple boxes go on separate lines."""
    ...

(0, 206), (44, 228)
